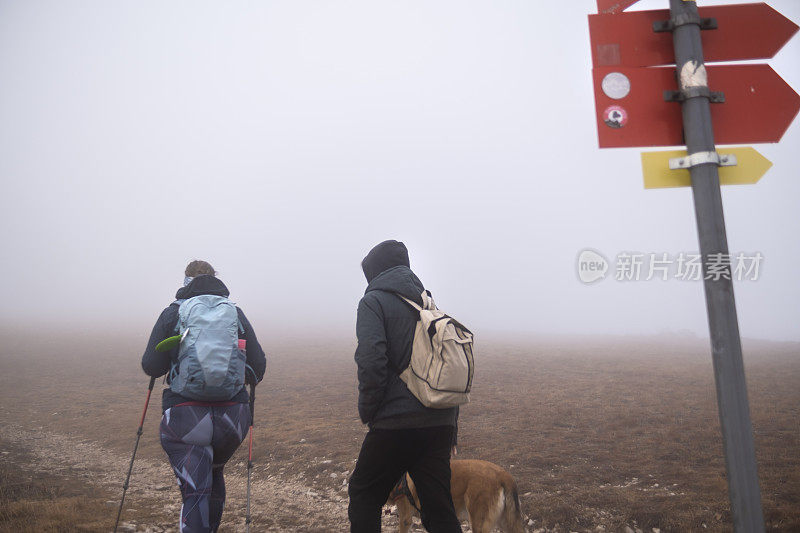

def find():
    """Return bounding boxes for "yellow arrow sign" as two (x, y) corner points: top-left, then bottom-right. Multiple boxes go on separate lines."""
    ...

(642, 147), (772, 189)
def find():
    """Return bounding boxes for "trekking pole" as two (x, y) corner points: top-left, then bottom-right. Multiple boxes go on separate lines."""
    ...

(246, 381), (256, 533)
(114, 376), (156, 533)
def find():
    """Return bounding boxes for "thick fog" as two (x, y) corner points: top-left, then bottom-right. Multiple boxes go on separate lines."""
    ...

(1, 0), (798, 341)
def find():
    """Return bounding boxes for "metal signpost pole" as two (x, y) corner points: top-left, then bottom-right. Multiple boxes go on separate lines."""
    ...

(667, 1), (764, 531)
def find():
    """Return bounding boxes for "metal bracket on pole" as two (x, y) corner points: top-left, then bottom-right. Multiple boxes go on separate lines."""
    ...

(669, 151), (738, 170)
(664, 88), (726, 103)
(653, 14), (718, 33)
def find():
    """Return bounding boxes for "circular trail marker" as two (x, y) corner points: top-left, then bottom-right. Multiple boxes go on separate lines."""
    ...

(603, 105), (628, 129)
(601, 72), (631, 100)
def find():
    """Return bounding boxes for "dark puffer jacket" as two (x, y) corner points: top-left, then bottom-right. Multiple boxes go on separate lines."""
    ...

(354, 242), (458, 431)
(141, 275), (267, 412)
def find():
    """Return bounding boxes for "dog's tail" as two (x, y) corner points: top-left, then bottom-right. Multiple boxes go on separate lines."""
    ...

(502, 479), (527, 533)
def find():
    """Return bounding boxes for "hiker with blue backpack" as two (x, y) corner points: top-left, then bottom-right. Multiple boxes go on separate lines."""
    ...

(141, 260), (266, 533)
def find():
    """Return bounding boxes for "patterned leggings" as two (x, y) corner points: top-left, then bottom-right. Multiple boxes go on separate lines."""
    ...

(159, 403), (250, 533)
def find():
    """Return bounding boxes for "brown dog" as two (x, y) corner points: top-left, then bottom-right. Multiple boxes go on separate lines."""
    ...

(388, 459), (527, 533)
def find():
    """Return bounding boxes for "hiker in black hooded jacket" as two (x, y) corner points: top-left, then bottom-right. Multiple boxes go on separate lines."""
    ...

(348, 240), (462, 533)
(141, 260), (266, 533)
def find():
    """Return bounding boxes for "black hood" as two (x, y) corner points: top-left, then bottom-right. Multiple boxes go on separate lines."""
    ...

(365, 265), (424, 305)
(361, 240), (410, 283)
(175, 275), (230, 300)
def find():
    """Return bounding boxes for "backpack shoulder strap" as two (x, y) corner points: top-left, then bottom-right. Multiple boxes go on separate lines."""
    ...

(234, 305), (246, 335)
(171, 299), (185, 333)
(394, 290), (435, 312)
(397, 294), (422, 312)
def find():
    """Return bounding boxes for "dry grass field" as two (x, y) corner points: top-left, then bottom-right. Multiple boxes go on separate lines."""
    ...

(0, 328), (798, 532)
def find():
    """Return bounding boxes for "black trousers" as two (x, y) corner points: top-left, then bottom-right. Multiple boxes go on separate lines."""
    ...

(348, 425), (462, 533)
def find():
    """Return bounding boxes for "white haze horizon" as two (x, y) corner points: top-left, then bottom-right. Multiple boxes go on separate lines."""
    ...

(1, 1), (799, 344)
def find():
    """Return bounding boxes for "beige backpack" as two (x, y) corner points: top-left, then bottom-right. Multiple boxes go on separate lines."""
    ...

(397, 291), (474, 408)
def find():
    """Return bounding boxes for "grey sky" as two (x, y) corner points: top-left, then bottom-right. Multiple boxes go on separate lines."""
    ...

(1, 1), (798, 341)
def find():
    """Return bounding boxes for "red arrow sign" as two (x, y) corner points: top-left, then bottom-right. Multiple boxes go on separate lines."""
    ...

(593, 65), (800, 148)
(596, 0), (640, 15)
(589, 3), (799, 67)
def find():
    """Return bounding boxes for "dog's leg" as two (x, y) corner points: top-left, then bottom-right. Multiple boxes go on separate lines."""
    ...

(469, 510), (495, 533)
(395, 498), (413, 533)
(469, 487), (505, 533)
(501, 483), (527, 533)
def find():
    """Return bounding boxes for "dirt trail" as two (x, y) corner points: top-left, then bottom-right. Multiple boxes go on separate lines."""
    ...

(0, 423), (356, 532)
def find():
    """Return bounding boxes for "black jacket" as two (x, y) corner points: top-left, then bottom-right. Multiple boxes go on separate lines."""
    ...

(141, 275), (267, 412)
(355, 261), (458, 431)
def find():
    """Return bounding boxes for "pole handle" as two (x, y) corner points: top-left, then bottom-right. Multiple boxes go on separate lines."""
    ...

(248, 382), (256, 422)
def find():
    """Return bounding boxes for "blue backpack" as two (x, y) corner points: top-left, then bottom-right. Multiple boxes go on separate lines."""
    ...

(170, 295), (246, 401)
